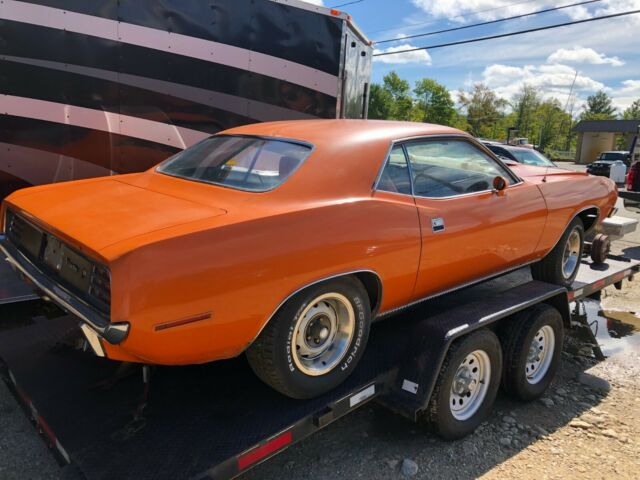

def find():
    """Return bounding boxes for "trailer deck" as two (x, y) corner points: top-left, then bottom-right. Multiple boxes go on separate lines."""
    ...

(0, 257), (637, 479)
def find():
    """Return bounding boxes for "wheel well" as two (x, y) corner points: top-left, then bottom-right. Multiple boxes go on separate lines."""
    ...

(353, 272), (383, 315)
(577, 207), (599, 233)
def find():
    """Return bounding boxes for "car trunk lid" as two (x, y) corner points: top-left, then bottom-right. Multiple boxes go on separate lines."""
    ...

(6, 176), (227, 253)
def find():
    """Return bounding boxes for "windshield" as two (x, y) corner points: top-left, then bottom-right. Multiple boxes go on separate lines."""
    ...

(598, 152), (626, 162)
(510, 149), (555, 167)
(157, 135), (312, 192)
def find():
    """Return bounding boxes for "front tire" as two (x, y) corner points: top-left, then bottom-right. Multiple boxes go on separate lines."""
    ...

(532, 217), (584, 287)
(246, 277), (371, 399)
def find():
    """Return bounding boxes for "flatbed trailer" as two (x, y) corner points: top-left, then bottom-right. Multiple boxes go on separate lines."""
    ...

(0, 256), (637, 479)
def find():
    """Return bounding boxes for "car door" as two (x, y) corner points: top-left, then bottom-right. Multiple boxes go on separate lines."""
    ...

(371, 145), (422, 310)
(403, 137), (548, 300)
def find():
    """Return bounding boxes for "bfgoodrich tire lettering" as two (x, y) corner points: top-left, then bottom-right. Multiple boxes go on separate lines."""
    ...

(247, 276), (371, 399)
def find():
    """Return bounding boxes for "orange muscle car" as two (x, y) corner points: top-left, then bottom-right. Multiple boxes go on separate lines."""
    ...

(0, 120), (617, 399)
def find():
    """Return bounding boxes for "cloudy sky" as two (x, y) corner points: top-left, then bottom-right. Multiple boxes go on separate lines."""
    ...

(306, 0), (640, 113)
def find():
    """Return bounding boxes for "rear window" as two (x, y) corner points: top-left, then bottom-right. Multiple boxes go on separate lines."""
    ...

(157, 135), (312, 192)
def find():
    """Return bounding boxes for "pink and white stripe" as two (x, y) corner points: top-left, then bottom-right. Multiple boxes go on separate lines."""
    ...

(1, 95), (210, 149)
(0, 0), (339, 97)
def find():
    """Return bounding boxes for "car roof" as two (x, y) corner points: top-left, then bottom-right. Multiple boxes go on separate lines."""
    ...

(600, 150), (629, 154)
(216, 120), (468, 199)
(223, 119), (466, 147)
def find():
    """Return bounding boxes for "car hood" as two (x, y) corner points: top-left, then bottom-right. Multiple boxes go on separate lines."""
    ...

(5, 176), (227, 254)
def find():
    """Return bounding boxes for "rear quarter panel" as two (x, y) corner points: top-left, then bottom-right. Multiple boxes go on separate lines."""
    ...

(104, 197), (421, 364)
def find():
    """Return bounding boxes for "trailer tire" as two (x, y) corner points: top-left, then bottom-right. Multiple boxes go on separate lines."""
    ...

(501, 304), (564, 401)
(531, 217), (584, 287)
(246, 276), (371, 399)
(423, 329), (502, 440)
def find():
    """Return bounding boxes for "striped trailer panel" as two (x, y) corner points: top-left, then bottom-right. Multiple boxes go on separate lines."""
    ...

(0, 0), (372, 199)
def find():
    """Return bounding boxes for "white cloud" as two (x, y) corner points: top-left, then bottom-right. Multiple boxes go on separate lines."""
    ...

(481, 62), (606, 102)
(410, 0), (640, 24)
(610, 80), (640, 111)
(411, 0), (558, 22)
(548, 47), (624, 67)
(373, 44), (432, 65)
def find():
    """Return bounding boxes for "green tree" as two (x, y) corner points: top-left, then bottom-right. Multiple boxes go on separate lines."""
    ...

(457, 83), (508, 138)
(623, 99), (640, 119)
(512, 85), (541, 141)
(412, 78), (455, 125)
(581, 90), (617, 120)
(368, 84), (393, 120)
(535, 99), (573, 152)
(381, 71), (413, 120)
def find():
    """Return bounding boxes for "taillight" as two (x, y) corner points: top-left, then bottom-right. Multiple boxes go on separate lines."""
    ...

(628, 165), (637, 191)
(89, 264), (111, 308)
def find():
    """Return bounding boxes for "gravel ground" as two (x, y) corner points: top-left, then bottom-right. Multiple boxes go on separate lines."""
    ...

(0, 180), (638, 480)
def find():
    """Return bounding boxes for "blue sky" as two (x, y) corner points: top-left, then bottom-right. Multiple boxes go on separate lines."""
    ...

(309, 0), (640, 113)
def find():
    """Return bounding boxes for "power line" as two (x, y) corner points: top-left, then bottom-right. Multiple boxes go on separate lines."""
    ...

(375, 0), (601, 44)
(330, 0), (364, 8)
(373, 9), (640, 57)
(368, 0), (543, 34)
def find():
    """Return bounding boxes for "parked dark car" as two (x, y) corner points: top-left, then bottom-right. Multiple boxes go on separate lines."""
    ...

(481, 142), (556, 167)
(587, 151), (631, 177)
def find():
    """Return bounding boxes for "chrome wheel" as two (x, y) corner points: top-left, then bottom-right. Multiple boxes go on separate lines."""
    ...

(450, 350), (491, 421)
(525, 325), (555, 384)
(291, 293), (355, 376)
(562, 229), (581, 279)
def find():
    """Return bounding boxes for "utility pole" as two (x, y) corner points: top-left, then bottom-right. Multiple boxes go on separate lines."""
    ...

(563, 70), (578, 151)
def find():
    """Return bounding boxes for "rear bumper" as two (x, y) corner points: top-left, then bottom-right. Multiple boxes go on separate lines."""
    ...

(0, 235), (129, 345)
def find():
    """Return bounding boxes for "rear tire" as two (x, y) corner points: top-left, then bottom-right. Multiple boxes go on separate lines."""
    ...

(501, 304), (564, 401)
(422, 329), (502, 440)
(531, 217), (584, 287)
(246, 277), (371, 399)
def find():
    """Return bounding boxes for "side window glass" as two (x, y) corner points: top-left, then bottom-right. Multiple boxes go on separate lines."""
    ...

(406, 140), (514, 198)
(377, 146), (412, 195)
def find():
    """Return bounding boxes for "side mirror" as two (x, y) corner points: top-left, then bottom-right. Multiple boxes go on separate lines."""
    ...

(492, 176), (508, 193)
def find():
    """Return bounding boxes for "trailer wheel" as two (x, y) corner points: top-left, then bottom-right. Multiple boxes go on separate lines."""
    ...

(531, 217), (584, 287)
(423, 329), (502, 440)
(590, 233), (611, 264)
(501, 304), (564, 401)
(246, 276), (371, 399)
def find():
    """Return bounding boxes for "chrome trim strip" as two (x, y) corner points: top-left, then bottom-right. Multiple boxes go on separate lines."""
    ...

(377, 260), (537, 318)
(445, 324), (469, 339)
(80, 324), (106, 357)
(0, 236), (129, 344)
(248, 269), (383, 348)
